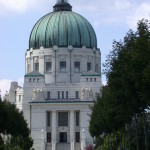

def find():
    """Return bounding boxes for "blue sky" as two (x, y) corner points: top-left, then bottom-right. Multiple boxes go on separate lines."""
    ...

(0, 0), (150, 97)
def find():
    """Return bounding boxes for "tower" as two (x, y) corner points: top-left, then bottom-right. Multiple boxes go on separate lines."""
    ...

(9, 1), (102, 150)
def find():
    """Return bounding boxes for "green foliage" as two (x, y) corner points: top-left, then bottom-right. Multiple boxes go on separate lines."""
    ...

(2, 136), (33, 150)
(0, 100), (30, 137)
(0, 97), (33, 150)
(90, 19), (150, 149)
(94, 117), (150, 150)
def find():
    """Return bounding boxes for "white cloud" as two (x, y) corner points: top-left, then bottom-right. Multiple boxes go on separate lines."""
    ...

(0, 0), (30, 15)
(113, 0), (131, 10)
(17, 77), (24, 87)
(0, 0), (50, 16)
(73, 0), (150, 30)
(127, 3), (150, 29)
(0, 79), (11, 99)
(1, 0), (149, 29)
(0, 0), (28, 12)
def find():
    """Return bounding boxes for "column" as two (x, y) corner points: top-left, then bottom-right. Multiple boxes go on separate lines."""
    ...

(70, 110), (75, 150)
(52, 111), (56, 150)
(41, 129), (45, 150)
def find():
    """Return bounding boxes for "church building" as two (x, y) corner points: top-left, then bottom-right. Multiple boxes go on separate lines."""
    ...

(9, 0), (102, 149)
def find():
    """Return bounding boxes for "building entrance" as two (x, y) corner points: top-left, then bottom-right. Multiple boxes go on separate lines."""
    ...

(60, 132), (67, 143)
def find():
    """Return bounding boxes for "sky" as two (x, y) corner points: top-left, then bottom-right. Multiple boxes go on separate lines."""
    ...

(0, 0), (150, 97)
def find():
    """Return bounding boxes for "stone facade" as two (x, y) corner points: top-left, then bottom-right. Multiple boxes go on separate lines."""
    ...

(9, 46), (102, 150)
(8, 1), (102, 150)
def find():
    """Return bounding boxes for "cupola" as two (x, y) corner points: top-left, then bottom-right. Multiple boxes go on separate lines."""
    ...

(29, 0), (97, 49)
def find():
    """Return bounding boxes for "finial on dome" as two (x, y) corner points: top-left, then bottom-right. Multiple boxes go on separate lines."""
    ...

(57, 0), (69, 3)
(54, 0), (72, 11)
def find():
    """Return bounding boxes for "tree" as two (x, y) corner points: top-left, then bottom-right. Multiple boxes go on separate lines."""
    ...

(90, 19), (150, 150)
(0, 98), (33, 150)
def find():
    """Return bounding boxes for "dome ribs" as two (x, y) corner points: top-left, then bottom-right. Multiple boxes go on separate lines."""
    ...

(29, 11), (97, 49)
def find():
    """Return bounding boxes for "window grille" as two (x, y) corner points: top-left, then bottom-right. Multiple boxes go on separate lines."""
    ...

(62, 91), (64, 99)
(47, 132), (51, 143)
(46, 62), (52, 72)
(47, 112), (50, 127)
(76, 91), (79, 99)
(74, 61), (80, 72)
(87, 62), (91, 71)
(35, 63), (39, 71)
(76, 112), (79, 126)
(60, 61), (66, 72)
(47, 91), (50, 99)
(58, 112), (68, 126)
(66, 91), (68, 99)
(58, 91), (60, 99)
(76, 132), (80, 142)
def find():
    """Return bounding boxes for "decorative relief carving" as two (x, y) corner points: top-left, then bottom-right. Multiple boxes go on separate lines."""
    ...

(44, 55), (52, 61)
(34, 57), (39, 63)
(58, 54), (67, 60)
(74, 55), (81, 60)
(81, 87), (93, 99)
(32, 88), (45, 100)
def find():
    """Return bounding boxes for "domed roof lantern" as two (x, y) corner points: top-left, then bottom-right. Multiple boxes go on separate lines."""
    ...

(53, 0), (72, 11)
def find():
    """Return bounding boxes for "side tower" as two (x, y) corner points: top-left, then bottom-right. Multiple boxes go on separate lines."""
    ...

(10, 1), (102, 150)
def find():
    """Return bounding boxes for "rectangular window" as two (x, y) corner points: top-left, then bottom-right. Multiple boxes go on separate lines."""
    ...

(95, 64), (98, 72)
(47, 91), (50, 99)
(19, 95), (21, 102)
(90, 78), (92, 82)
(87, 62), (91, 71)
(94, 78), (96, 82)
(27, 64), (30, 73)
(15, 91), (16, 102)
(47, 112), (50, 127)
(76, 112), (79, 126)
(35, 63), (39, 71)
(76, 91), (79, 99)
(46, 62), (52, 72)
(86, 78), (88, 82)
(66, 91), (68, 99)
(58, 91), (60, 99)
(58, 112), (68, 126)
(74, 62), (80, 72)
(62, 91), (64, 99)
(76, 132), (80, 142)
(60, 61), (66, 72)
(60, 132), (67, 143)
(47, 132), (51, 143)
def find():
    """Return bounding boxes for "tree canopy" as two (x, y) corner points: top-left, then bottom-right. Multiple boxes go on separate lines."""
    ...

(89, 19), (150, 150)
(0, 98), (33, 150)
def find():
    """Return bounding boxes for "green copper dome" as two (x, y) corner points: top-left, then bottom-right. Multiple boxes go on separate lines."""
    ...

(29, 1), (97, 49)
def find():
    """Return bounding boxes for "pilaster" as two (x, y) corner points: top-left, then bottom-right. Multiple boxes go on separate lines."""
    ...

(52, 110), (57, 150)
(70, 110), (75, 150)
